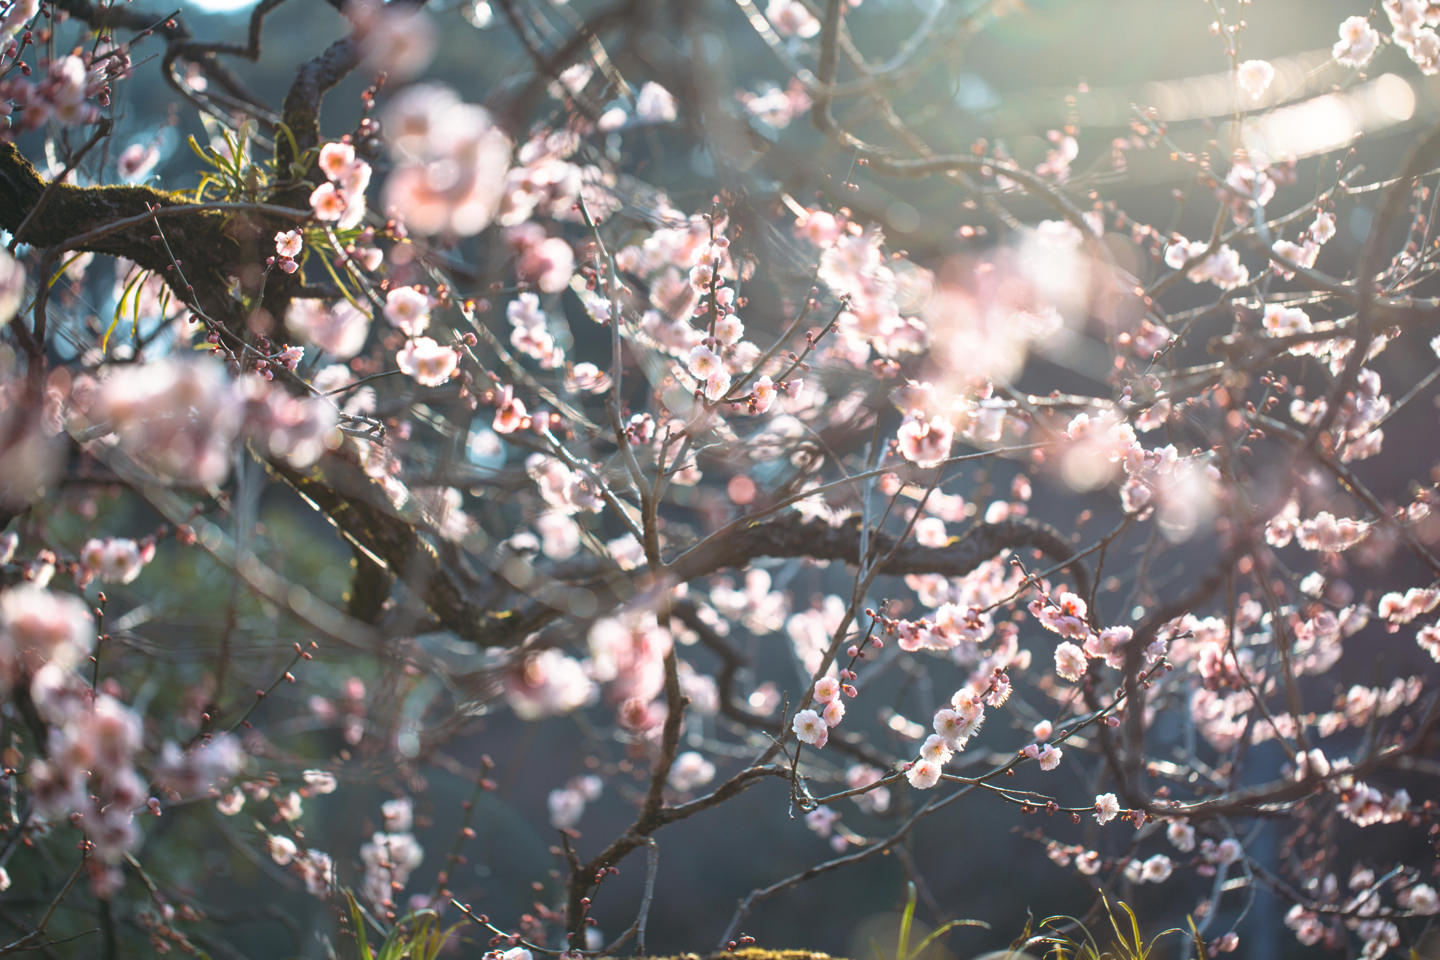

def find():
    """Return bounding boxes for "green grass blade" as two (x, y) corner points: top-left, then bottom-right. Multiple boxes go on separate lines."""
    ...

(898, 880), (917, 960)
(345, 890), (374, 960)
(910, 918), (989, 956)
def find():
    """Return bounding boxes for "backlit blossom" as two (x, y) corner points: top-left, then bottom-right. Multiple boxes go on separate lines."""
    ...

(274, 230), (302, 258)
(1054, 641), (1087, 681)
(309, 181), (346, 221)
(1094, 792), (1120, 824)
(668, 751), (716, 791)
(767, 0), (819, 38)
(267, 835), (297, 866)
(289, 299), (370, 359)
(919, 734), (953, 765)
(1235, 59), (1275, 100)
(689, 345), (721, 378)
(493, 387), (528, 434)
(1168, 821), (1196, 852)
(906, 759), (942, 789)
(382, 86), (512, 236)
(1140, 854), (1173, 883)
(751, 375), (776, 413)
(792, 708), (828, 747)
(1036, 591), (1089, 639)
(1263, 304), (1312, 338)
(384, 286), (431, 335)
(703, 369), (732, 403)
(635, 81), (678, 123)
(1419, 623), (1440, 661)
(896, 412), (953, 468)
(397, 337), (458, 386)
(0, 585), (94, 685)
(1334, 16), (1381, 67)
(813, 676), (840, 703)
(318, 142), (356, 181)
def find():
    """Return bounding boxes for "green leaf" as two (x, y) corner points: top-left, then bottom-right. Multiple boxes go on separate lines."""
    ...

(897, 880), (917, 960)
(187, 134), (212, 165)
(909, 918), (989, 958)
(104, 268), (146, 352)
(47, 253), (87, 289)
(345, 890), (375, 960)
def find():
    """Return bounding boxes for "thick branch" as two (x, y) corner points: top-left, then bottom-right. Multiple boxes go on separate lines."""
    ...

(667, 512), (1091, 596)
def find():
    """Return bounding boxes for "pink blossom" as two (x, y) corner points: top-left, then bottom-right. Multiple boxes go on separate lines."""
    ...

(0, 585), (93, 686)
(1036, 591), (1089, 639)
(397, 337), (458, 386)
(751, 375), (777, 414)
(905, 759), (942, 789)
(493, 388), (528, 434)
(767, 0), (820, 38)
(318, 142), (356, 181)
(792, 708), (828, 747)
(274, 230), (303, 258)
(1054, 641), (1087, 681)
(1334, 16), (1381, 67)
(813, 676), (840, 703)
(1094, 792), (1120, 824)
(288, 299), (370, 360)
(309, 181), (346, 221)
(896, 412), (953, 468)
(635, 82), (678, 123)
(383, 286), (431, 336)
(1235, 59), (1275, 100)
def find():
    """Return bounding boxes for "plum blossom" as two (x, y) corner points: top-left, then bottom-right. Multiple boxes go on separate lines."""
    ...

(360, 826), (424, 909)
(896, 412), (953, 468)
(1377, 587), (1440, 624)
(1263, 304), (1313, 338)
(813, 676), (841, 703)
(80, 537), (150, 584)
(668, 751), (716, 791)
(905, 759), (942, 789)
(504, 649), (596, 720)
(635, 82), (678, 123)
(1035, 591), (1089, 639)
(919, 734), (953, 765)
(384, 286), (431, 335)
(1295, 512), (1370, 552)
(1054, 641), (1088, 682)
(288, 299), (371, 359)
(792, 708), (828, 747)
(1163, 239), (1250, 290)
(767, 0), (820, 37)
(1094, 792), (1120, 824)
(309, 182), (347, 222)
(0, 585), (93, 687)
(274, 230), (302, 258)
(397, 337), (459, 386)
(1236, 59), (1275, 100)
(1334, 16), (1381, 67)
(493, 387), (528, 434)
(549, 787), (585, 829)
(1418, 623), (1440, 661)
(689, 344), (721, 379)
(1138, 854), (1174, 883)
(1168, 821), (1196, 852)
(383, 86), (512, 236)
